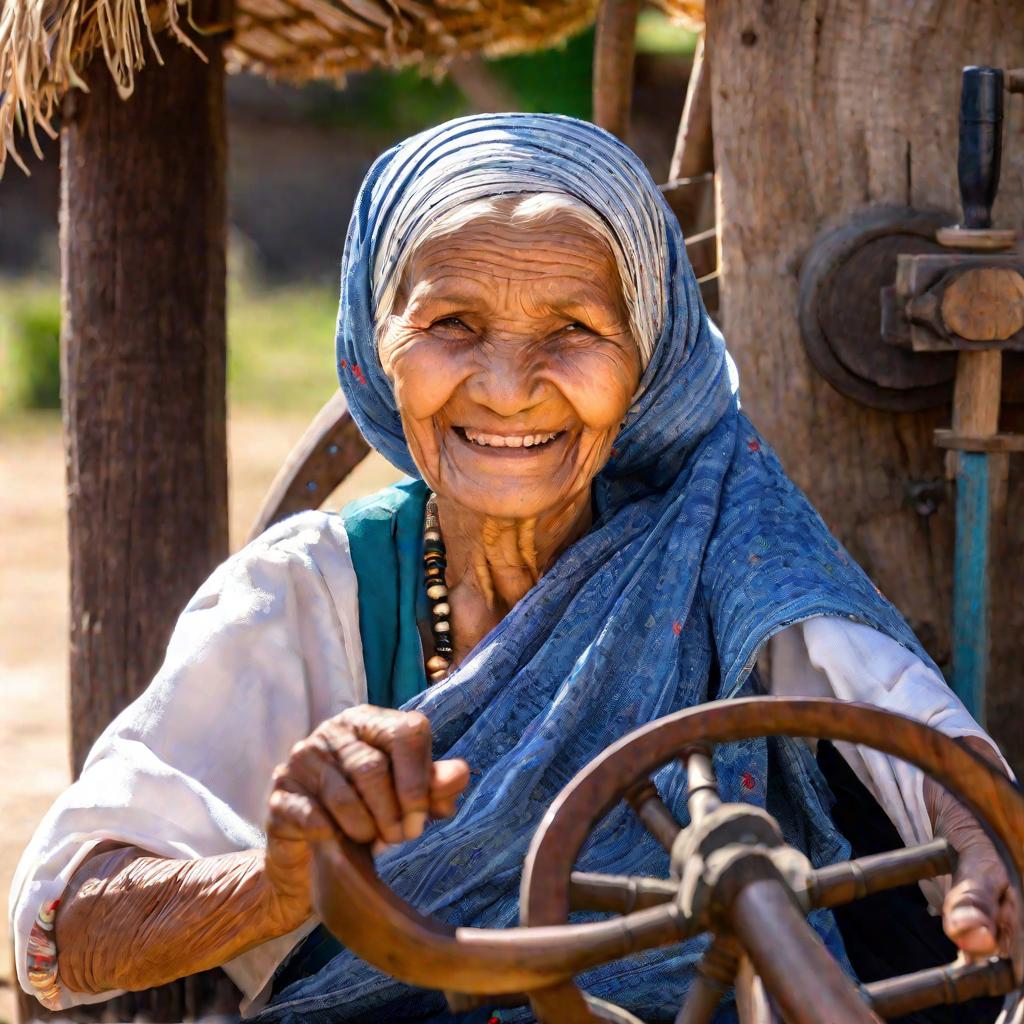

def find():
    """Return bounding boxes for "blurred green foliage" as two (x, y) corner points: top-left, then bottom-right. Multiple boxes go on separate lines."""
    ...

(490, 28), (595, 120)
(1, 284), (61, 410)
(226, 281), (339, 413)
(300, 28), (598, 136)
(634, 11), (698, 55)
(0, 278), (340, 415)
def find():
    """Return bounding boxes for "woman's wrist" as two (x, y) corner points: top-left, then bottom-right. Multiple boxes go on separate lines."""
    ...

(924, 734), (1007, 828)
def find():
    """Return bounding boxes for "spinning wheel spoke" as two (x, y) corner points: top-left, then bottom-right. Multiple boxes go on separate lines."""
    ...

(682, 743), (720, 824)
(863, 957), (1015, 1019)
(570, 871), (677, 913)
(806, 838), (956, 910)
(673, 937), (740, 1024)
(624, 779), (682, 851)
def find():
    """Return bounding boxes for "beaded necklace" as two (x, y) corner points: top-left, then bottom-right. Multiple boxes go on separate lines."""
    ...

(423, 494), (453, 682)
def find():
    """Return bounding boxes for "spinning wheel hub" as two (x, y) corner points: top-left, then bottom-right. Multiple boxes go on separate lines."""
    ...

(671, 801), (811, 927)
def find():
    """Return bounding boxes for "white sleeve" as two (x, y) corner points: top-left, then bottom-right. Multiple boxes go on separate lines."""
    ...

(767, 616), (1006, 910)
(9, 512), (367, 1016)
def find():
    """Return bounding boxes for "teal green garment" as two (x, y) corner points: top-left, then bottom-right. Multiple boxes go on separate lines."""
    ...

(341, 478), (431, 708)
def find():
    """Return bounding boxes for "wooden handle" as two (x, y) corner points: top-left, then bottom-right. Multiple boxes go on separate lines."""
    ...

(958, 66), (1004, 230)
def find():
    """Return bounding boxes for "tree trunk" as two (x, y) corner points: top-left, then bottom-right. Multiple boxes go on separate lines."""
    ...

(706, 1), (1024, 771)
(61, 8), (229, 777)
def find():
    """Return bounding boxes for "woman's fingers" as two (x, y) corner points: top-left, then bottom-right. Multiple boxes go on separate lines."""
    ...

(271, 708), (471, 854)
(942, 839), (1007, 957)
(317, 764), (379, 844)
(430, 759), (471, 798)
(332, 736), (406, 845)
(342, 707), (434, 840)
(267, 776), (335, 843)
(428, 759), (471, 818)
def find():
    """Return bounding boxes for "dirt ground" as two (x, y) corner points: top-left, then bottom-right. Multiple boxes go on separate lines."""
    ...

(0, 410), (400, 1022)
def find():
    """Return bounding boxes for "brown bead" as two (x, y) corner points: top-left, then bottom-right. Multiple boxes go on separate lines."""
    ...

(426, 655), (450, 674)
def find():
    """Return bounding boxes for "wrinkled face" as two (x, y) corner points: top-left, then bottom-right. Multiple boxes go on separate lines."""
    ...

(378, 206), (641, 519)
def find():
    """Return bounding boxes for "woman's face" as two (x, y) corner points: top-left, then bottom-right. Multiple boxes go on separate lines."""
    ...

(378, 209), (641, 520)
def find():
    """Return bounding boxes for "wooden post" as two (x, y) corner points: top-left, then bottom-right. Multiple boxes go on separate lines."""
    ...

(61, 8), (229, 776)
(705, 1), (1024, 771)
(669, 31), (712, 182)
(15, 11), (234, 1022)
(16, 22), (231, 1018)
(63, 12), (230, 774)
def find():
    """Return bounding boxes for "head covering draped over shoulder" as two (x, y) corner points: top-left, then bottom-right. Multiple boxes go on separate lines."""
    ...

(262, 115), (935, 1022)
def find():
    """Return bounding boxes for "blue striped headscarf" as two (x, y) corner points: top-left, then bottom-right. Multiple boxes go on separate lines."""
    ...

(259, 114), (934, 1023)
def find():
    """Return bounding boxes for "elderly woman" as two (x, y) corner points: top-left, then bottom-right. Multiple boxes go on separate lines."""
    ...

(12, 115), (1014, 1024)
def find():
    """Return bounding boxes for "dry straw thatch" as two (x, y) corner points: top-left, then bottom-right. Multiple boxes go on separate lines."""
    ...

(0, 0), (704, 175)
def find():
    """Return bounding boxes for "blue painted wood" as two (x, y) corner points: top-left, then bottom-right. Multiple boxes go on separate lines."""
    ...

(953, 452), (991, 722)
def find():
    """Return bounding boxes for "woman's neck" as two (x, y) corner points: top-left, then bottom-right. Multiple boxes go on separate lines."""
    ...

(434, 491), (592, 661)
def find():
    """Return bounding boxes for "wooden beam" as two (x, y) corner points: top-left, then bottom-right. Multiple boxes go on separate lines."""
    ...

(60, 10), (229, 773)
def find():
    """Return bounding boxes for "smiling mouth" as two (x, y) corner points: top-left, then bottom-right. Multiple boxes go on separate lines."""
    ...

(453, 426), (566, 451)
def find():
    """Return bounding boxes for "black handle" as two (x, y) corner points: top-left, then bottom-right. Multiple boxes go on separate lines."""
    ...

(958, 65), (1004, 230)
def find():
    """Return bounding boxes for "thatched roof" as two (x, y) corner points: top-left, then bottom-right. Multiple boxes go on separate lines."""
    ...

(0, 0), (704, 175)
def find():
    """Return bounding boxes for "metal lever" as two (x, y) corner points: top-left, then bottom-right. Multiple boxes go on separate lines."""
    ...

(958, 66), (1004, 230)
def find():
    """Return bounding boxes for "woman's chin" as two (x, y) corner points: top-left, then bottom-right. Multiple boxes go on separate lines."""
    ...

(432, 470), (582, 522)
(441, 486), (571, 521)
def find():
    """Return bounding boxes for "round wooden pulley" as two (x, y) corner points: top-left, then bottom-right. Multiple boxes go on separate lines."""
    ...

(798, 206), (959, 412)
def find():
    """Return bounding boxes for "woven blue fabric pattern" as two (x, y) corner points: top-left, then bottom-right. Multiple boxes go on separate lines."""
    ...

(254, 114), (939, 1024)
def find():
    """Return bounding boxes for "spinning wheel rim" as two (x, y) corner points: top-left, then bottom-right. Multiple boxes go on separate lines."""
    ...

(521, 696), (1024, 1021)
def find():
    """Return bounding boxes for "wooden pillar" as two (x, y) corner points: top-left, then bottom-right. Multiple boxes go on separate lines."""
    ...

(705, 2), (1024, 771)
(61, 9), (229, 773)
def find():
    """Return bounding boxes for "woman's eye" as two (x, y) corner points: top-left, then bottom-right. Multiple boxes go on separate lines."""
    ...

(562, 321), (593, 336)
(432, 316), (471, 332)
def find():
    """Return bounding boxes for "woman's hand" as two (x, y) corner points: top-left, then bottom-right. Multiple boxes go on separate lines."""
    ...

(924, 736), (1017, 959)
(264, 705), (470, 930)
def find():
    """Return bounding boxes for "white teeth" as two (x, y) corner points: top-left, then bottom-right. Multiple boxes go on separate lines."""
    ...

(463, 429), (559, 448)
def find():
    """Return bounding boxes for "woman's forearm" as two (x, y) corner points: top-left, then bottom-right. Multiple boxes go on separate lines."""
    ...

(54, 844), (306, 995)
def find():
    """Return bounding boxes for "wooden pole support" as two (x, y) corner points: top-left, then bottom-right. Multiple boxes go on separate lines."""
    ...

(664, 32), (716, 241)
(669, 31), (712, 182)
(592, 0), (641, 141)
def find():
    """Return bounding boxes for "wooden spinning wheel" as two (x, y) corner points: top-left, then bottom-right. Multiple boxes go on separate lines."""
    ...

(311, 697), (1024, 1023)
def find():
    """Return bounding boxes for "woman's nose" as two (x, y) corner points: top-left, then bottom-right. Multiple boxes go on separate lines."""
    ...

(464, 347), (544, 417)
